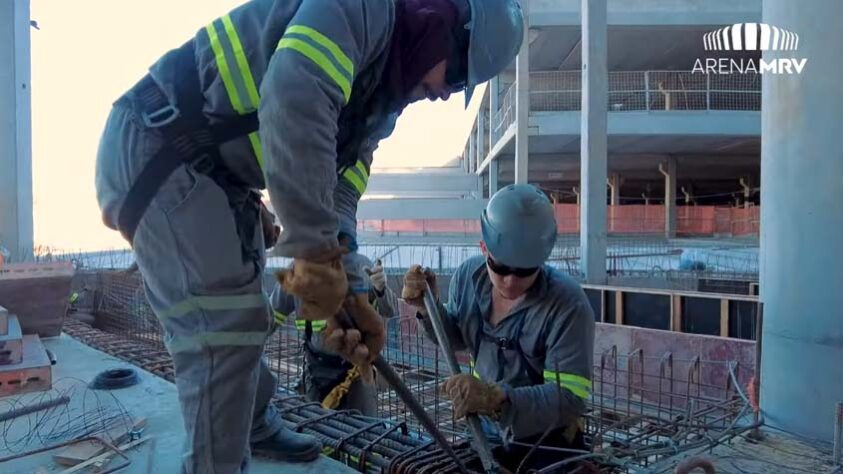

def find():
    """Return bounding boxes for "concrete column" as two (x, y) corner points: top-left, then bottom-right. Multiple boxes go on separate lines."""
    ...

(761, 0), (843, 442)
(489, 76), (500, 147)
(0, 0), (33, 260)
(488, 158), (499, 197)
(660, 157), (677, 238)
(513, 0), (530, 184)
(579, 0), (608, 284)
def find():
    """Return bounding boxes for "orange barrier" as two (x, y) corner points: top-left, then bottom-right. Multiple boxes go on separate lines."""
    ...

(358, 205), (760, 237)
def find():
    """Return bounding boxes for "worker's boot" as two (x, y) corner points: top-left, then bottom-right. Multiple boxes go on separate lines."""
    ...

(251, 426), (322, 462)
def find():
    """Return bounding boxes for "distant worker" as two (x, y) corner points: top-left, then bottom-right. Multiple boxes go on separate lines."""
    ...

(402, 184), (596, 472)
(94, 0), (525, 471)
(271, 256), (396, 415)
(0, 245), (8, 268)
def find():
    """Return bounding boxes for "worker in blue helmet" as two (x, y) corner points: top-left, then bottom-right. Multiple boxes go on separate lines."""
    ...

(403, 184), (596, 472)
(95, 0), (524, 470)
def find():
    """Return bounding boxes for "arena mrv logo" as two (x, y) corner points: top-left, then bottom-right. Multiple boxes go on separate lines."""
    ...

(692, 23), (807, 75)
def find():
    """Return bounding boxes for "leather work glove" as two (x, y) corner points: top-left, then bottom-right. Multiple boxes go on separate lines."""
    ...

(401, 265), (438, 310)
(364, 259), (387, 294)
(322, 293), (386, 384)
(275, 247), (348, 321)
(441, 374), (507, 420)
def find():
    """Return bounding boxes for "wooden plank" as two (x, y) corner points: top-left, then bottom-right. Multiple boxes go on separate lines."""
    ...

(581, 282), (759, 302)
(0, 305), (8, 335)
(57, 435), (152, 474)
(54, 418), (146, 466)
(0, 315), (23, 365)
(615, 291), (624, 326)
(600, 290), (606, 323)
(0, 262), (74, 337)
(720, 299), (730, 337)
(0, 335), (52, 396)
(671, 295), (683, 332)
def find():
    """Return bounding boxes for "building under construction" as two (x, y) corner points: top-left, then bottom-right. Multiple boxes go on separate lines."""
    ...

(0, 0), (841, 473)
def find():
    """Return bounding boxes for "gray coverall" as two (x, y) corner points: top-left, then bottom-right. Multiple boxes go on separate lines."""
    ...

(419, 256), (595, 455)
(270, 255), (395, 416)
(95, 0), (399, 472)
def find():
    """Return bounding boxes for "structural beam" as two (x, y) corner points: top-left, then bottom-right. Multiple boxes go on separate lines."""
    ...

(760, 0), (843, 442)
(513, 0), (530, 184)
(366, 173), (481, 194)
(0, 0), (33, 260)
(579, 0), (608, 284)
(357, 199), (488, 220)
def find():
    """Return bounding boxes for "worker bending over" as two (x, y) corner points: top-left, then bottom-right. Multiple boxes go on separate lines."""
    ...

(270, 256), (396, 415)
(95, 0), (525, 469)
(403, 184), (596, 472)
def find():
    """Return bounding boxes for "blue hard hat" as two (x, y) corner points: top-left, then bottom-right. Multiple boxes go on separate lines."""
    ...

(458, 0), (525, 106)
(480, 184), (557, 268)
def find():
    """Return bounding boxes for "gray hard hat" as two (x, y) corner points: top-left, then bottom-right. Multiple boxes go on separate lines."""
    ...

(452, 0), (525, 106)
(480, 184), (557, 268)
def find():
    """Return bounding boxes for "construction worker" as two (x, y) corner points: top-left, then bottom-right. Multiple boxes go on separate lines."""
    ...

(94, 0), (525, 471)
(271, 256), (396, 415)
(402, 184), (596, 473)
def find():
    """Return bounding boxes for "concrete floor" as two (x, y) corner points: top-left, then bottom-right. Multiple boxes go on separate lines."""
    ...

(0, 335), (353, 473)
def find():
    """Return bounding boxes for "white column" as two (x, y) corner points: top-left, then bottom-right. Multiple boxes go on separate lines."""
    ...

(488, 159), (499, 197)
(579, 0), (608, 284)
(513, 0), (530, 184)
(489, 76), (500, 147)
(0, 0), (33, 260)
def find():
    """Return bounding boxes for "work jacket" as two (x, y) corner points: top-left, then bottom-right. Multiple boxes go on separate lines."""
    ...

(419, 255), (596, 440)
(142, 0), (400, 260)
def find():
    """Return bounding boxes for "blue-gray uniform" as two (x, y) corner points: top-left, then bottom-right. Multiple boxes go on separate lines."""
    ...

(95, 0), (399, 471)
(419, 256), (595, 442)
(269, 257), (395, 415)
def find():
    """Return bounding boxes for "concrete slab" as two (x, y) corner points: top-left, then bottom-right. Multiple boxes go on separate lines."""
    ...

(0, 335), (353, 473)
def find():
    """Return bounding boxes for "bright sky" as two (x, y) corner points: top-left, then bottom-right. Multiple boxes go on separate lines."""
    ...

(29, 0), (482, 251)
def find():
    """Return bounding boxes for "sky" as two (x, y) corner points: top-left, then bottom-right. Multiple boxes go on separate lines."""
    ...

(28, 0), (483, 251)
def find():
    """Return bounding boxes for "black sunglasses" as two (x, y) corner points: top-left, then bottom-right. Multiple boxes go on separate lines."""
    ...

(486, 256), (538, 278)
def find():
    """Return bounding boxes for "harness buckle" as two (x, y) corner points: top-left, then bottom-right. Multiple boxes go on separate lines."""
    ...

(142, 104), (180, 128)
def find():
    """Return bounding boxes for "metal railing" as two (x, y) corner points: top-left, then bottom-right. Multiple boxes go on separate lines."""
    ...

(491, 70), (761, 136)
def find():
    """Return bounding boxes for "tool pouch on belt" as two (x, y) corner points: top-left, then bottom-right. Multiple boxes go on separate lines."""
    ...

(303, 341), (352, 400)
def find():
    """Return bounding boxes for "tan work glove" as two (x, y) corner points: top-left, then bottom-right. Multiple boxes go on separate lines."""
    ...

(441, 374), (507, 420)
(401, 265), (438, 310)
(275, 247), (348, 321)
(322, 293), (386, 384)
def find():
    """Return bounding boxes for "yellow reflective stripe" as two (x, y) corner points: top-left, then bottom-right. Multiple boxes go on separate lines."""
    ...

(168, 331), (267, 354)
(285, 25), (353, 77)
(205, 21), (245, 114)
(159, 294), (266, 320)
(342, 167), (366, 195)
(355, 160), (369, 182)
(221, 15), (260, 108)
(273, 311), (287, 324)
(543, 371), (592, 399)
(276, 38), (351, 103)
(295, 320), (327, 331)
(248, 132), (264, 170)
